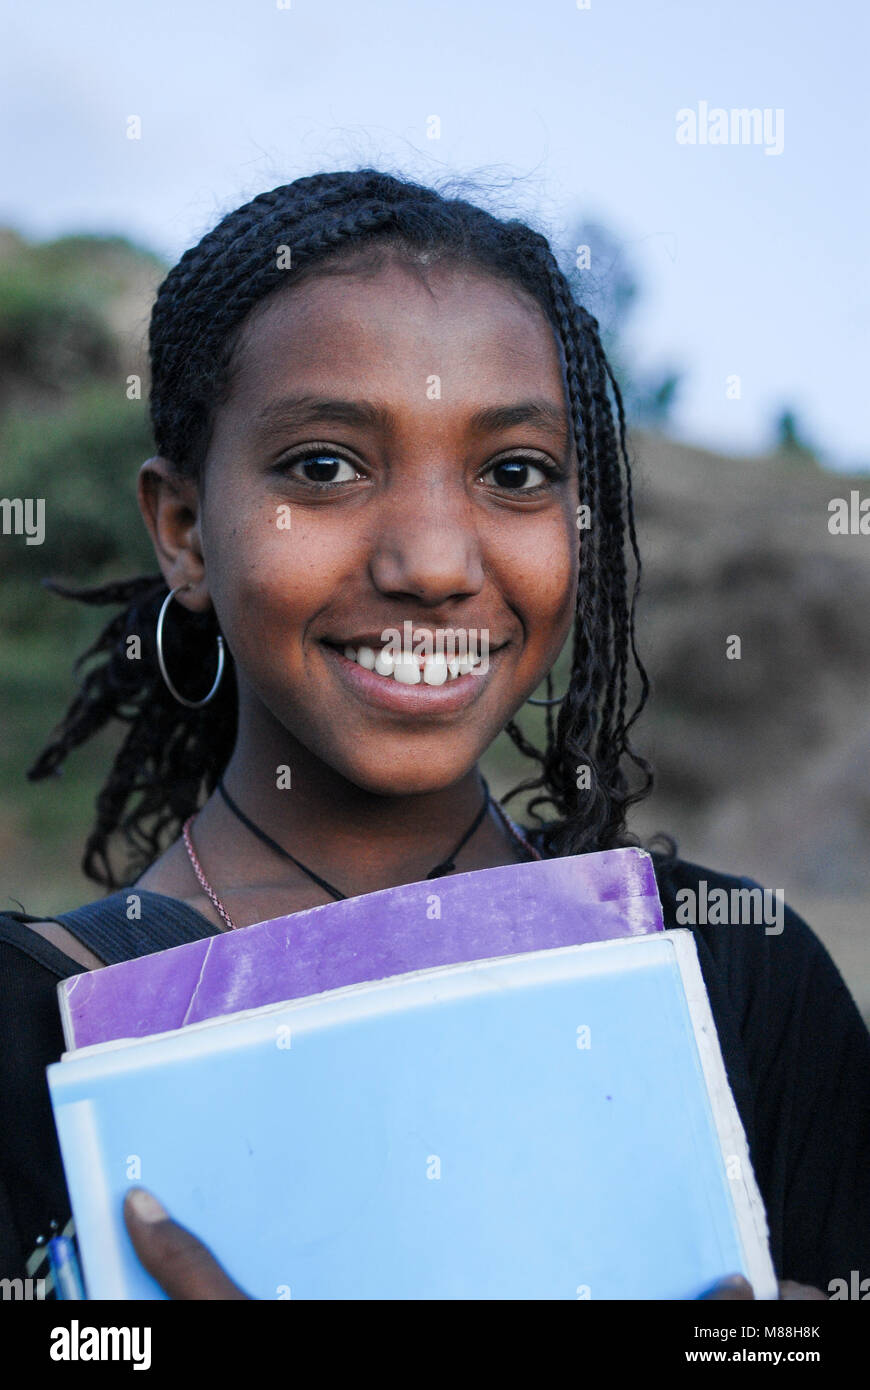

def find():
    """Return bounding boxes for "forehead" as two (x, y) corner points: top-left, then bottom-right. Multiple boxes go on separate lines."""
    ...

(227, 259), (567, 412)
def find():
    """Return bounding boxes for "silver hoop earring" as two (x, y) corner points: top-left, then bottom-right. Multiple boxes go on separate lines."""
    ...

(156, 586), (225, 708)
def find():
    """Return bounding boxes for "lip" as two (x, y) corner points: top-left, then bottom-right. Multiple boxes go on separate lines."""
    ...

(320, 641), (503, 716)
(323, 630), (500, 652)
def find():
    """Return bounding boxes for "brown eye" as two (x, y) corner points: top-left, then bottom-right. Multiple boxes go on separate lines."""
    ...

(288, 453), (360, 484)
(484, 458), (549, 490)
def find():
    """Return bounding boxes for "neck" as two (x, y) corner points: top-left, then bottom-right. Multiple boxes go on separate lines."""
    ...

(193, 692), (516, 900)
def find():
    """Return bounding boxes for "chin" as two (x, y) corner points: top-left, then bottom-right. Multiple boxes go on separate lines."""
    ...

(335, 756), (475, 799)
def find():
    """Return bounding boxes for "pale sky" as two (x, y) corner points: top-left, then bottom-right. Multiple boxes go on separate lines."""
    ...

(2, 0), (868, 469)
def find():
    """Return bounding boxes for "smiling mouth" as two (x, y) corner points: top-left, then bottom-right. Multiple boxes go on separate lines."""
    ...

(319, 638), (506, 713)
(322, 640), (489, 687)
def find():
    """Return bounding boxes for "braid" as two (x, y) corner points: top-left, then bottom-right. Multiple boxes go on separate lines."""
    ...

(30, 167), (656, 884)
(29, 575), (236, 886)
(498, 241), (654, 857)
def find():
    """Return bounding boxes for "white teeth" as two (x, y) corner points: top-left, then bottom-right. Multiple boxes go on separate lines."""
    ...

(423, 654), (448, 686)
(393, 654), (422, 685)
(337, 642), (480, 685)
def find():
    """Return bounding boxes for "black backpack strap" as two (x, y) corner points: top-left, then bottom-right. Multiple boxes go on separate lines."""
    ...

(50, 890), (218, 965)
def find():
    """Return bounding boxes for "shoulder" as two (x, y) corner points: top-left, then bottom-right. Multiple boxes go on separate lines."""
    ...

(663, 857), (870, 1289)
(1, 886), (219, 968)
(0, 915), (80, 1081)
(18, 921), (104, 971)
(651, 852), (870, 1176)
(649, 850), (863, 1024)
(0, 914), (93, 1052)
(530, 830), (868, 1057)
(0, 916), (81, 1281)
(0, 912), (94, 976)
(537, 841), (870, 1284)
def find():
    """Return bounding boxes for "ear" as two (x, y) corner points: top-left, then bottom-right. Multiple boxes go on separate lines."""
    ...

(137, 458), (211, 613)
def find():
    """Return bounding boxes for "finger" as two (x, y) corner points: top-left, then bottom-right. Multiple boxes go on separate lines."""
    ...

(699, 1274), (755, 1300)
(123, 1187), (251, 1300)
(778, 1279), (828, 1301)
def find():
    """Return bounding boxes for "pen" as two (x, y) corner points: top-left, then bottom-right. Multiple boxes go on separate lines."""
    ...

(47, 1224), (85, 1300)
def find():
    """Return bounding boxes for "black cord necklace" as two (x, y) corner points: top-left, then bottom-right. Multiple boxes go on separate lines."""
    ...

(216, 776), (496, 902)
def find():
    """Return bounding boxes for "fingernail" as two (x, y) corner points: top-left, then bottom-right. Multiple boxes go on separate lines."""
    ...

(125, 1187), (169, 1223)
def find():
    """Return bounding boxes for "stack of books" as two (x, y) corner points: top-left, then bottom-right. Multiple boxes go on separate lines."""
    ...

(47, 847), (777, 1299)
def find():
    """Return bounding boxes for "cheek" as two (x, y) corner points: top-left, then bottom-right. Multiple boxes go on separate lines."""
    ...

(203, 497), (350, 664)
(494, 509), (578, 655)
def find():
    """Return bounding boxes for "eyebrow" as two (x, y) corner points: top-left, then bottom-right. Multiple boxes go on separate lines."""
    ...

(253, 394), (568, 441)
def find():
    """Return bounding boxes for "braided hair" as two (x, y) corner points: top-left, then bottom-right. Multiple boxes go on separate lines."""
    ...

(29, 168), (657, 887)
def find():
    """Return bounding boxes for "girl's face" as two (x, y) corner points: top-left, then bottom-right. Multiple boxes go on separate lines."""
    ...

(195, 256), (579, 795)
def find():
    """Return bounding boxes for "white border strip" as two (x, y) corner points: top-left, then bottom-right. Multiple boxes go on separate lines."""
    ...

(48, 1098), (127, 1299)
(669, 929), (778, 1299)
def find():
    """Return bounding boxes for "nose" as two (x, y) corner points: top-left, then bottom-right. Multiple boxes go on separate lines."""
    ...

(368, 477), (485, 605)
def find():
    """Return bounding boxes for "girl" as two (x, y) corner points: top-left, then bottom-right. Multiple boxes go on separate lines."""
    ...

(1, 170), (866, 1299)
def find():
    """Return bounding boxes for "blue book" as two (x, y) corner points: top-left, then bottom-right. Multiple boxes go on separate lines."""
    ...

(47, 931), (777, 1300)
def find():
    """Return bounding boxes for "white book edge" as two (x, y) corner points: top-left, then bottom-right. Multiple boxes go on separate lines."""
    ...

(57, 978), (75, 1053)
(50, 1100), (128, 1299)
(669, 930), (779, 1300)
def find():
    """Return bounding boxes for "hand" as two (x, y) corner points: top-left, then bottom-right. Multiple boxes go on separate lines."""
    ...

(123, 1187), (252, 1300)
(124, 1190), (829, 1303)
(702, 1274), (827, 1300)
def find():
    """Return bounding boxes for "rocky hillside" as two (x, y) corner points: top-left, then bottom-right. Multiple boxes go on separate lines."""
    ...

(630, 431), (870, 895)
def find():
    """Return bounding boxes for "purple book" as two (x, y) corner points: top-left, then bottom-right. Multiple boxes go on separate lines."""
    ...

(58, 847), (664, 1050)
